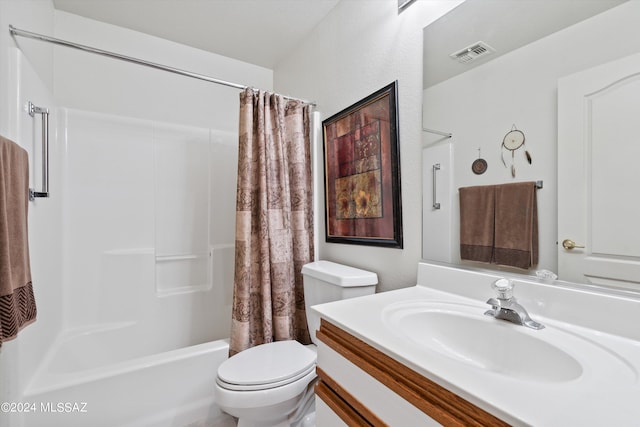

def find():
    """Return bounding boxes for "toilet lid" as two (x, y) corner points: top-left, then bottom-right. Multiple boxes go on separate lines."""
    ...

(217, 340), (317, 391)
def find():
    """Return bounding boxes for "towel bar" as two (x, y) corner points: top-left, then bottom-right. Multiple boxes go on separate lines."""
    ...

(27, 101), (49, 201)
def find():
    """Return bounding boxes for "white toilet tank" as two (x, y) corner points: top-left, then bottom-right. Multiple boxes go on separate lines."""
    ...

(301, 260), (378, 344)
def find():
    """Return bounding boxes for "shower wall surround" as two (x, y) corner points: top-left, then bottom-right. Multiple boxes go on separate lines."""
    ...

(60, 108), (235, 340)
(49, 8), (272, 335)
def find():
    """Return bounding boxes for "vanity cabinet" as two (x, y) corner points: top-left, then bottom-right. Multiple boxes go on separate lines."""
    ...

(314, 319), (509, 426)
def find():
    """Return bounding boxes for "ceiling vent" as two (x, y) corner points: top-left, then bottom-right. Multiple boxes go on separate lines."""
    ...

(450, 41), (496, 64)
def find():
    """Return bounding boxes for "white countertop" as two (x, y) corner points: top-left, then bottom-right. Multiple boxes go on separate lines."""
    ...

(312, 264), (640, 427)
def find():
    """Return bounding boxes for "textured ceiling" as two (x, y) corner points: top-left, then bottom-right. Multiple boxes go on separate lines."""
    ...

(423, 0), (628, 88)
(52, 0), (341, 69)
(51, 0), (627, 83)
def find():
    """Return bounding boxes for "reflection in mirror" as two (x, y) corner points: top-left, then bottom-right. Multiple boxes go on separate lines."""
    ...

(421, 0), (640, 291)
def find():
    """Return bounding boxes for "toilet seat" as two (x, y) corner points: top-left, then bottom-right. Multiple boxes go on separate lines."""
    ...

(216, 340), (317, 391)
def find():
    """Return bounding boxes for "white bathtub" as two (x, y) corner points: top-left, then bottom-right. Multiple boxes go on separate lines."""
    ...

(14, 108), (239, 427)
(21, 331), (234, 427)
(13, 109), (239, 427)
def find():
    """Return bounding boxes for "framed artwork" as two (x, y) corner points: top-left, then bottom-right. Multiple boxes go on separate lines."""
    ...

(322, 81), (403, 248)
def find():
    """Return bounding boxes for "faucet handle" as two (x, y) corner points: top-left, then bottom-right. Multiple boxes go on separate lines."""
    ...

(492, 278), (514, 300)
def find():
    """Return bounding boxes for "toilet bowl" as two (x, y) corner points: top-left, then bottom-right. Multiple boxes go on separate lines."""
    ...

(215, 261), (378, 427)
(214, 341), (317, 427)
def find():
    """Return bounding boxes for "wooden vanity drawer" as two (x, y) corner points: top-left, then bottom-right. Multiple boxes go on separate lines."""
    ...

(316, 319), (510, 427)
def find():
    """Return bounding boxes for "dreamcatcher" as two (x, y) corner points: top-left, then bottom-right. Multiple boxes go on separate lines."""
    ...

(501, 124), (531, 177)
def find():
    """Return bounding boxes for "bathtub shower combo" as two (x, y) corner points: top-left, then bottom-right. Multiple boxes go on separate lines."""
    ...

(8, 23), (319, 427)
(22, 109), (237, 427)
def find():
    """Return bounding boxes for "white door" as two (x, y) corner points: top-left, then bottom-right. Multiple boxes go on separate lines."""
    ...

(558, 52), (640, 290)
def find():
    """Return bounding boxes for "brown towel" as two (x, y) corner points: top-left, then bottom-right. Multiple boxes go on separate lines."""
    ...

(493, 182), (538, 269)
(0, 135), (37, 347)
(459, 185), (495, 263)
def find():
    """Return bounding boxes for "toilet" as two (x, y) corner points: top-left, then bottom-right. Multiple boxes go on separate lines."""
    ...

(214, 260), (378, 427)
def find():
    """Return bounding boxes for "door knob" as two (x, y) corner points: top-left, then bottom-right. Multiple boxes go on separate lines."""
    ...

(562, 239), (585, 250)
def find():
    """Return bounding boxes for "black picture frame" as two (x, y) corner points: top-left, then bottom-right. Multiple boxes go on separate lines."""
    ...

(322, 81), (403, 248)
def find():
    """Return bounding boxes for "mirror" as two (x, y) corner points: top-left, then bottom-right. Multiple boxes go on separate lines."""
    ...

(421, 0), (632, 284)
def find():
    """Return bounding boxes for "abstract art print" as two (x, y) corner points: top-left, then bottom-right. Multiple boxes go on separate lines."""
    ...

(322, 81), (403, 248)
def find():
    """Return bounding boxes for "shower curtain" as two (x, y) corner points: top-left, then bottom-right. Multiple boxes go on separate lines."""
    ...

(229, 88), (313, 356)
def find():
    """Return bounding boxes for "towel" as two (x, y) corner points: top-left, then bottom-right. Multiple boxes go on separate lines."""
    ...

(493, 182), (538, 269)
(459, 184), (495, 263)
(0, 135), (37, 347)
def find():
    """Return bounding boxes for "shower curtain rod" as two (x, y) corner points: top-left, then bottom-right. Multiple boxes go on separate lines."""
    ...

(9, 25), (316, 106)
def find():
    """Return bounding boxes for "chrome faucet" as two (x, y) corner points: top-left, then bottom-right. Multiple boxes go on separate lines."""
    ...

(484, 278), (544, 330)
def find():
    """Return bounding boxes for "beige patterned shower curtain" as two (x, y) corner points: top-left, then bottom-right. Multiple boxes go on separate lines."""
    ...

(229, 88), (314, 356)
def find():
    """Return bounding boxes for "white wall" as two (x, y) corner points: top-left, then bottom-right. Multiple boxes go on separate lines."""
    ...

(53, 11), (273, 129)
(274, 0), (464, 292)
(422, 1), (640, 275)
(0, 2), (54, 138)
(0, 2), (59, 425)
(275, 0), (640, 289)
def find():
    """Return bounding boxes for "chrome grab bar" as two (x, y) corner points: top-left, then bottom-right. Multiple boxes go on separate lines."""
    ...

(432, 163), (441, 210)
(28, 101), (49, 200)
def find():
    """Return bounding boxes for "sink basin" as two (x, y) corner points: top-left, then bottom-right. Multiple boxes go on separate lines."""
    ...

(383, 301), (583, 383)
